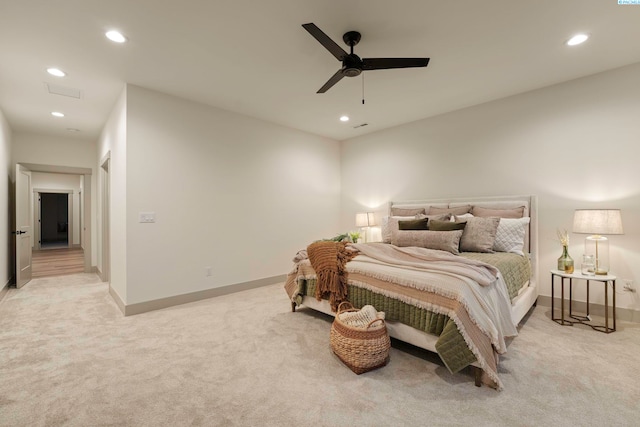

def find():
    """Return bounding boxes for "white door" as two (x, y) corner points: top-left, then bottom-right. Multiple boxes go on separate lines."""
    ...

(15, 164), (32, 288)
(100, 157), (110, 282)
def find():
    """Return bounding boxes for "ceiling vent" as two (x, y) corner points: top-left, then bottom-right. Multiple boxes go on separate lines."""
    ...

(44, 83), (83, 99)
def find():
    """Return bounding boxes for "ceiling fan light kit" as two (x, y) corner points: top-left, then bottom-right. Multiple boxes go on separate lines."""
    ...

(302, 23), (430, 93)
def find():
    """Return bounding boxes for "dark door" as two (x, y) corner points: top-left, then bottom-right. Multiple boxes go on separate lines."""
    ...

(40, 193), (69, 249)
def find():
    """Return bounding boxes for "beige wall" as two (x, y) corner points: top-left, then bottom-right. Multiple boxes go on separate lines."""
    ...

(104, 85), (341, 305)
(0, 109), (12, 287)
(12, 133), (97, 169)
(341, 63), (640, 314)
(97, 87), (127, 302)
(12, 65), (637, 315)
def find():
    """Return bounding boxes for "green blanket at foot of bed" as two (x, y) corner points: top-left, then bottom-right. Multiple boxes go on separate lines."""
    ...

(303, 279), (477, 373)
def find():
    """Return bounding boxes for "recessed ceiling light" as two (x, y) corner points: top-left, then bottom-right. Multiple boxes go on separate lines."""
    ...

(105, 30), (127, 43)
(51, 111), (65, 118)
(567, 34), (589, 46)
(340, 115), (350, 122)
(47, 68), (66, 77)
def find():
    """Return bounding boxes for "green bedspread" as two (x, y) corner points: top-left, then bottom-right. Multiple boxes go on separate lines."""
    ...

(294, 252), (530, 375)
(459, 252), (531, 300)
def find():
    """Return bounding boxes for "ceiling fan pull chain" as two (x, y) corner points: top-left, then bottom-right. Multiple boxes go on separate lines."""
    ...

(362, 73), (365, 105)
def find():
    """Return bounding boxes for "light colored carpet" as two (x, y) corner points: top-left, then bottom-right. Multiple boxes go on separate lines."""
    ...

(1, 273), (639, 426)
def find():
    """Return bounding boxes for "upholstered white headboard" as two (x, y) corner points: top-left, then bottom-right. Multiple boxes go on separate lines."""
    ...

(388, 195), (538, 287)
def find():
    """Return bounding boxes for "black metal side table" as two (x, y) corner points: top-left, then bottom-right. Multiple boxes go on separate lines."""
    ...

(550, 269), (616, 333)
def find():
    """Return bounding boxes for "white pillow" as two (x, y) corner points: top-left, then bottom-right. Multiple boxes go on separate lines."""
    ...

(452, 213), (474, 222)
(493, 217), (530, 255)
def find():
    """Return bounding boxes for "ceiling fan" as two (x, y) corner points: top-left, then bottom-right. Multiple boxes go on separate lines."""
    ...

(302, 23), (430, 94)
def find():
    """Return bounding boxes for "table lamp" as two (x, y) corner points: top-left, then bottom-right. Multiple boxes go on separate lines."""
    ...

(572, 209), (623, 275)
(355, 212), (376, 242)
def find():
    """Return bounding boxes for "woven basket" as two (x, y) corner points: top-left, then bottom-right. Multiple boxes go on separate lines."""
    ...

(330, 302), (391, 374)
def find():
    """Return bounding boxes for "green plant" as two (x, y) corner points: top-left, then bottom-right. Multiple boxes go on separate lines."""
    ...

(329, 233), (349, 242)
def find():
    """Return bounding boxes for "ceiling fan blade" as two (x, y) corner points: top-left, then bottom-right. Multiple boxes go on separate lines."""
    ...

(362, 58), (430, 70)
(317, 69), (345, 93)
(302, 23), (348, 61)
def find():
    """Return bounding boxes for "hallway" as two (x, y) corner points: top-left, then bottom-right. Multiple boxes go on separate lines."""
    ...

(32, 248), (84, 278)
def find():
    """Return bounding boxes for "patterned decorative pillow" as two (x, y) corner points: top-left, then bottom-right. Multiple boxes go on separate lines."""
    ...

(381, 216), (420, 243)
(493, 217), (530, 255)
(458, 217), (500, 253)
(391, 230), (463, 254)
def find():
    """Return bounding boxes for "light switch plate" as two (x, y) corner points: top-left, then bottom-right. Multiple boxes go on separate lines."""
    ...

(139, 212), (156, 223)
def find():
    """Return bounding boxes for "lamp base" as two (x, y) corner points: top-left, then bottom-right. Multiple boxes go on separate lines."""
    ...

(585, 235), (610, 278)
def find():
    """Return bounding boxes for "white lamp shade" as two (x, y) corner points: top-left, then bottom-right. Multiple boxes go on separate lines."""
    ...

(573, 209), (623, 275)
(355, 212), (376, 227)
(572, 209), (623, 235)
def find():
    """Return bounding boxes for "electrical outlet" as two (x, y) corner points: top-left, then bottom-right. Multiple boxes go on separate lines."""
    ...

(623, 280), (636, 292)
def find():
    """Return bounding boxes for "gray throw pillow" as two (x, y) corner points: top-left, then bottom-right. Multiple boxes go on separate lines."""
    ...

(382, 214), (451, 243)
(391, 230), (463, 254)
(391, 207), (425, 216)
(458, 217), (500, 253)
(471, 205), (525, 218)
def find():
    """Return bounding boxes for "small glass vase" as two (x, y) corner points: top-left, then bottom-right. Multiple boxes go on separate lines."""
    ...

(581, 254), (595, 276)
(557, 245), (574, 274)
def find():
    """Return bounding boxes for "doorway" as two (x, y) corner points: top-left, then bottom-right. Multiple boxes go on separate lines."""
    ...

(14, 163), (92, 288)
(39, 192), (70, 249)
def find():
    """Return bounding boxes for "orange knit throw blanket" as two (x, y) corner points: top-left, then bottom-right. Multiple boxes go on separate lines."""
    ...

(307, 241), (357, 312)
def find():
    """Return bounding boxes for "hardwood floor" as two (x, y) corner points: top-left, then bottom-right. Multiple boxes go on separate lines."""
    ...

(32, 248), (85, 278)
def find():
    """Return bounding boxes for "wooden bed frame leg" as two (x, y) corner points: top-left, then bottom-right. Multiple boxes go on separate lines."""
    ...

(291, 301), (297, 312)
(472, 366), (482, 387)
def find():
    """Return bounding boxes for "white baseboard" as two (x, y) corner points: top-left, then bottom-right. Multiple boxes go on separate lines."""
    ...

(0, 279), (11, 302)
(108, 274), (287, 316)
(537, 295), (640, 323)
(108, 284), (126, 315)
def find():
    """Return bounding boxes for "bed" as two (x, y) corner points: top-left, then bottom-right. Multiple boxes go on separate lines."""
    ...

(284, 195), (538, 389)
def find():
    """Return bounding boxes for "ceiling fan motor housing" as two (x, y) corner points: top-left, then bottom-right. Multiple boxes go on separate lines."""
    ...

(343, 54), (362, 77)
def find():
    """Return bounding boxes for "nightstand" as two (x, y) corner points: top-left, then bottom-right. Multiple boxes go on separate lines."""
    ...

(550, 270), (616, 333)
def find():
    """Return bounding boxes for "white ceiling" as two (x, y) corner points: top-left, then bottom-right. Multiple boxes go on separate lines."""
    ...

(1, 0), (640, 142)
